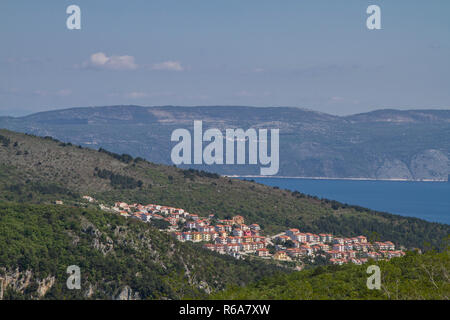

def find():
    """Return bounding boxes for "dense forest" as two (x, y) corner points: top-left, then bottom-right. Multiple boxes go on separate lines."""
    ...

(94, 167), (143, 189)
(212, 248), (450, 300)
(0, 202), (287, 299)
(2, 202), (447, 300)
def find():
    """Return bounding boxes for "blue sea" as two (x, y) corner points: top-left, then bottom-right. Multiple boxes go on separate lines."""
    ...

(244, 178), (450, 225)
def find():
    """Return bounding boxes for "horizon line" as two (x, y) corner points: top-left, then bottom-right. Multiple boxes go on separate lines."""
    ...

(3, 104), (450, 119)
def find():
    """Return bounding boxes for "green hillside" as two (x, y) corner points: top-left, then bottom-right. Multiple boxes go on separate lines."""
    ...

(211, 248), (450, 300)
(0, 129), (448, 251)
(0, 129), (449, 300)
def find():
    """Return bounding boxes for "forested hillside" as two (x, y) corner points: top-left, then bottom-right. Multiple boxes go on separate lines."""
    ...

(0, 202), (286, 299)
(0, 129), (449, 300)
(0, 129), (448, 251)
(212, 248), (450, 300)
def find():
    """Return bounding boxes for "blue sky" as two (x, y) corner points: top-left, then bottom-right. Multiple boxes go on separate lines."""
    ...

(1, 0), (449, 116)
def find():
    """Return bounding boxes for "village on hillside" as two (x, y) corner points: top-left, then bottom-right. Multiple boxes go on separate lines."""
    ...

(83, 196), (405, 265)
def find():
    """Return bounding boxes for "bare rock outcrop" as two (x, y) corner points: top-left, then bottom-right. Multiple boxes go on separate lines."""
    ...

(115, 285), (141, 300)
(376, 159), (413, 180)
(410, 149), (449, 181)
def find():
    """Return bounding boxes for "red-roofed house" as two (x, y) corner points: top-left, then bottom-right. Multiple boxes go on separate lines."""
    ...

(257, 248), (270, 257)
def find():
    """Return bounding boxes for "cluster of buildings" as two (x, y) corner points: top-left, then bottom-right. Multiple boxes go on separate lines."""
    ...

(112, 201), (187, 225)
(99, 199), (404, 265)
(274, 229), (405, 265)
(109, 201), (268, 259)
(176, 217), (268, 259)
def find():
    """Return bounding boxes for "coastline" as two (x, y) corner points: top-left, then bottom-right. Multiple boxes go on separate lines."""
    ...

(226, 175), (448, 182)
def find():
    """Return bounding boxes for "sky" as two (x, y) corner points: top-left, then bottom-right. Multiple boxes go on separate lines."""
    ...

(0, 0), (450, 116)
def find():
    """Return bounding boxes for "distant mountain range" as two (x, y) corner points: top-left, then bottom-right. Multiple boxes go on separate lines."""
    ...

(1, 106), (449, 180)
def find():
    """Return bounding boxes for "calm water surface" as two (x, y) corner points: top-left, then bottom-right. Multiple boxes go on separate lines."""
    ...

(245, 178), (450, 225)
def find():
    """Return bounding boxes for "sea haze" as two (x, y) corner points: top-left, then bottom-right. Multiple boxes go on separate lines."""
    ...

(246, 178), (450, 225)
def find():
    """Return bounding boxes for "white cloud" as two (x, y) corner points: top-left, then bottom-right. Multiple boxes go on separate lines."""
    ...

(31, 89), (72, 97)
(127, 91), (148, 99)
(90, 52), (109, 66)
(84, 52), (138, 70)
(80, 54), (185, 72)
(152, 61), (184, 71)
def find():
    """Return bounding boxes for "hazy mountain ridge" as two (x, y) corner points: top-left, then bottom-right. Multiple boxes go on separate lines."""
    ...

(1, 106), (449, 180)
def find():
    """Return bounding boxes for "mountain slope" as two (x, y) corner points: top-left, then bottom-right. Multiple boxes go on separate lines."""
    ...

(0, 129), (448, 251)
(0, 106), (449, 180)
(211, 249), (450, 300)
(0, 202), (286, 300)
